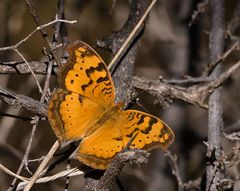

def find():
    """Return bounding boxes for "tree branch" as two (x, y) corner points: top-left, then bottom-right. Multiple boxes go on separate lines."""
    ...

(0, 87), (46, 116)
(206, 0), (225, 190)
(133, 59), (240, 109)
(83, 150), (149, 191)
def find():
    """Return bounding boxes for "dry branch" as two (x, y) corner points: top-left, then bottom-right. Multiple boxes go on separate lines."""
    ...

(98, 0), (152, 104)
(0, 61), (54, 74)
(0, 87), (46, 116)
(133, 59), (240, 109)
(206, 0), (225, 190)
(84, 150), (149, 191)
(165, 151), (201, 191)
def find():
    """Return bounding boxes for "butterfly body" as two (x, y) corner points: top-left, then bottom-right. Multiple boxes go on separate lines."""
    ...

(47, 41), (174, 169)
(82, 103), (122, 137)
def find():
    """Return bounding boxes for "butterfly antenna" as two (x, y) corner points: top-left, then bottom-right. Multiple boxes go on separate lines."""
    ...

(125, 89), (145, 110)
(135, 98), (149, 113)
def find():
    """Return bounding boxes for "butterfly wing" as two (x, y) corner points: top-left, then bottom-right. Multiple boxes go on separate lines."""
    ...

(59, 41), (115, 106)
(48, 41), (116, 143)
(47, 88), (103, 144)
(72, 116), (124, 169)
(48, 41), (174, 170)
(120, 110), (174, 151)
(72, 110), (174, 170)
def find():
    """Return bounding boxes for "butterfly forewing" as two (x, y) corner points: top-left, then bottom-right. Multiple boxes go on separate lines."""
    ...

(48, 88), (103, 144)
(60, 41), (115, 107)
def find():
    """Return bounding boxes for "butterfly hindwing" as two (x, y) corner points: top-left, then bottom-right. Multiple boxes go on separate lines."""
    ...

(71, 110), (174, 169)
(120, 110), (175, 151)
(72, 115), (124, 169)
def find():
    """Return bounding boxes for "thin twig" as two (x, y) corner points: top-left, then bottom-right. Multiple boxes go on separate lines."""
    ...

(203, 41), (239, 76)
(164, 151), (184, 190)
(17, 167), (83, 190)
(24, 0), (61, 67)
(23, 141), (60, 191)
(15, 39), (53, 191)
(21, 1), (67, 189)
(14, 49), (43, 93)
(8, 2), (69, 188)
(107, 0), (157, 70)
(165, 151), (201, 190)
(0, 163), (29, 182)
(0, 18), (76, 51)
(189, 0), (209, 26)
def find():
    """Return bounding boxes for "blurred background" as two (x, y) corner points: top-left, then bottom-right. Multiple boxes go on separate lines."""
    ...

(0, 0), (240, 190)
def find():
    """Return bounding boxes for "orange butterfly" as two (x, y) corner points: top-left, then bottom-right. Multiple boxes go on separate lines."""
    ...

(47, 41), (174, 169)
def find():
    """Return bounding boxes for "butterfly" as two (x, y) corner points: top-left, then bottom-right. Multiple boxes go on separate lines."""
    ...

(47, 41), (174, 170)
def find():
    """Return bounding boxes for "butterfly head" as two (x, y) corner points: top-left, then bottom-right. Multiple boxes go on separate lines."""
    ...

(117, 102), (124, 110)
